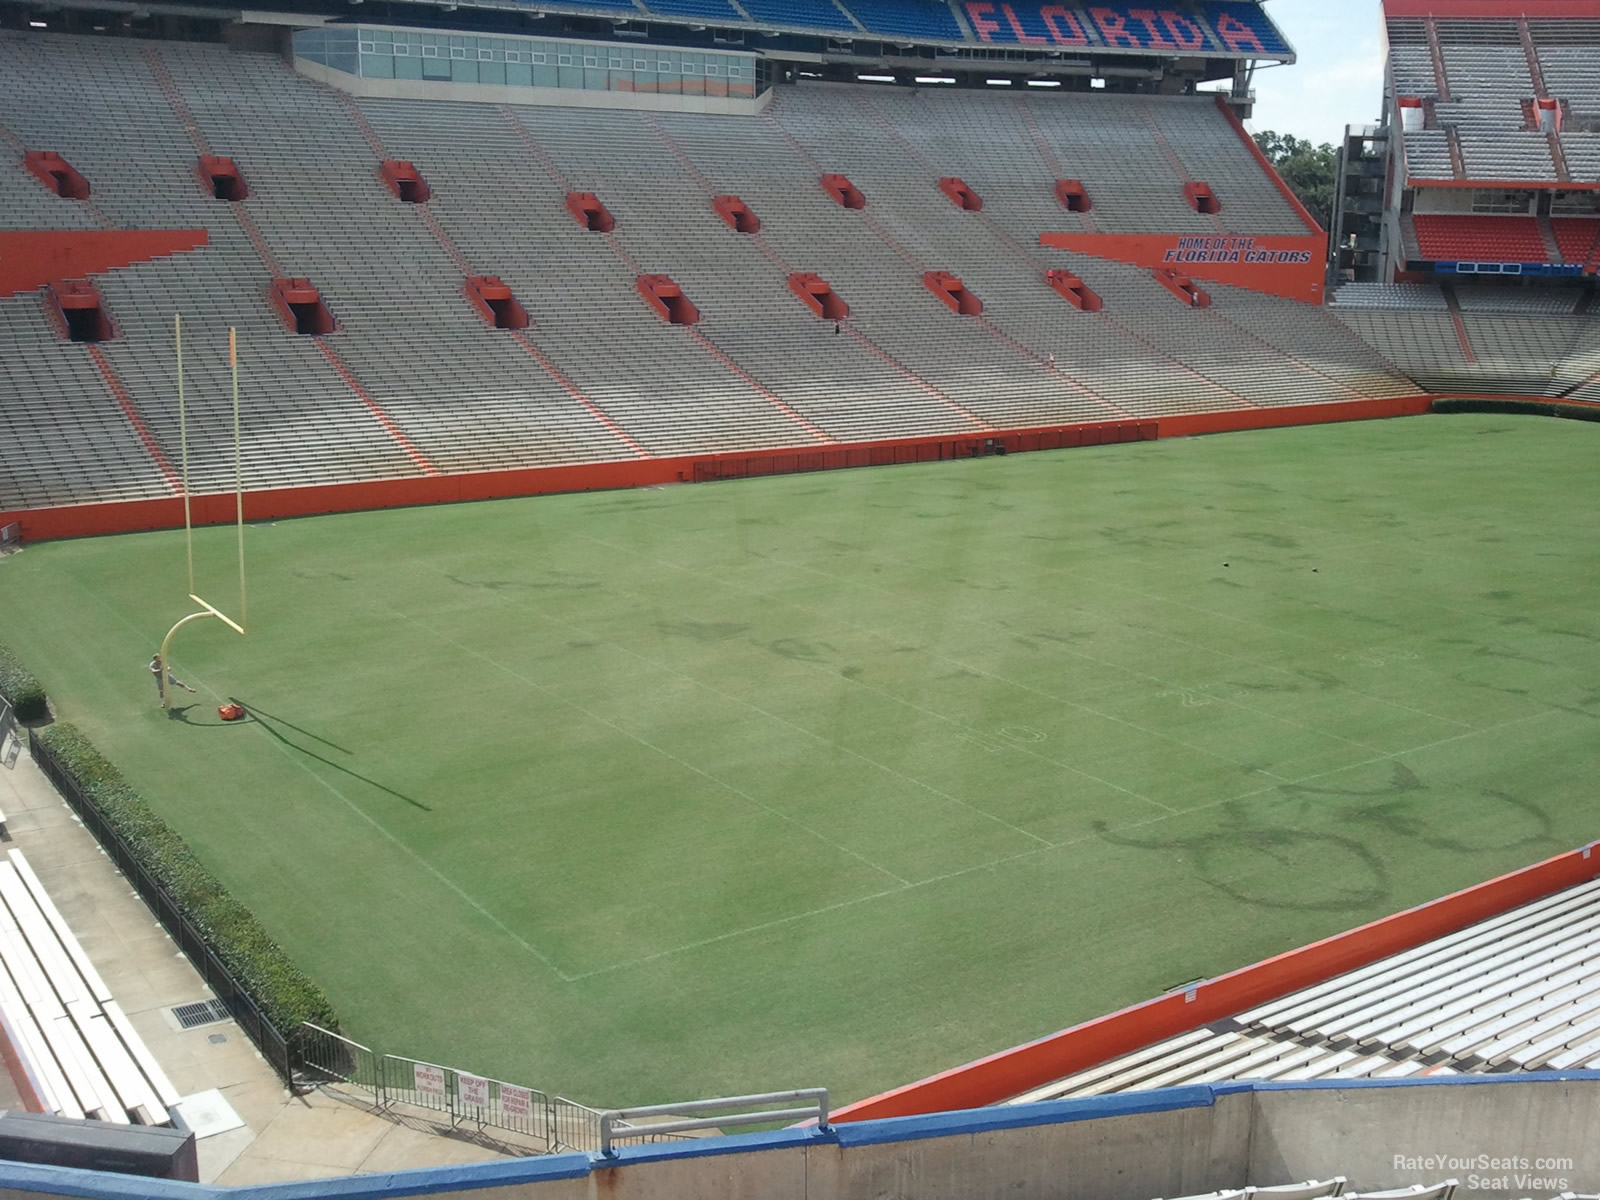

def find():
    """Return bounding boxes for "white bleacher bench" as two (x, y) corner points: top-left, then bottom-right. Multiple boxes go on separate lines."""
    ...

(1345, 1184), (1457, 1200)
(0, 849), (179, 1125)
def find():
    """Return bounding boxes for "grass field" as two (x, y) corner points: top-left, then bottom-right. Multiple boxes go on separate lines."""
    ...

(2, 413), (1598, 1108)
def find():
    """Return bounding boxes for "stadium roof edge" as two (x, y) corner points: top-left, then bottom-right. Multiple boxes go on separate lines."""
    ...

(209, 0), (1297, 64)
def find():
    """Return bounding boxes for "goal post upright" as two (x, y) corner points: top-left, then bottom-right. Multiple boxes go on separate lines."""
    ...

(159, 319), (248, 710)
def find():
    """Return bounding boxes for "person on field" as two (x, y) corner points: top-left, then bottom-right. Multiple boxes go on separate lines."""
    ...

(149, 654), (197, 701)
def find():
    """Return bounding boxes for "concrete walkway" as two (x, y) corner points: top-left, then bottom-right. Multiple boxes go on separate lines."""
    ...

(0, 731), (530, 1185)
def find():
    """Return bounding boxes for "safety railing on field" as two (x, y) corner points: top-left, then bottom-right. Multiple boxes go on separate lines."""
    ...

(296, 1023), (698, 1153)
(599, 1089), (830, 1156)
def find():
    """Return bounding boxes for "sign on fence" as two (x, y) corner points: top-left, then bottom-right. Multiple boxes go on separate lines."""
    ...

(414, 1063), (446, 1097)
(500, 1083), (532, 1118)
(458, 1073), (489, 1108)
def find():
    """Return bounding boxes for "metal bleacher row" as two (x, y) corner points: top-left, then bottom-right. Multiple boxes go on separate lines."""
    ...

(0, 848), (179, 1126)
(0, 30), (1429, 513)
(1389, 14), (1600, 186)
(1008, 876), (1600, 1104)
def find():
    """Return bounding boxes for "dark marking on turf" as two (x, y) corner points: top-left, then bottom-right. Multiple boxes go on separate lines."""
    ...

(737, 516), (776, 526)
(657, 620), (751, 642)
(1474, 644), (1557, 667)
(293, 568), (355, 583)
(567, 641), (600, 651)
(840, 665), (864, 680)
(1034, 630), (1095, 644)
(1092, 813), (1388, 913)
(1497, 615), (1533, 627)
(1279, 762), (1424, 799)
(445, 574), (599, 592)
(1228, 679), (1301, 694)
(1295, 668), (1343, 691)
(1481, 589), (1517, 602)
(1239, 531), (1299, 550)
(1383, 789), (1552, 854)
(953, 578), (1013, 593)
(1547, 627), (1600, 644)
(764, 638), (836, 663)
(1012, 636), (1039, 650)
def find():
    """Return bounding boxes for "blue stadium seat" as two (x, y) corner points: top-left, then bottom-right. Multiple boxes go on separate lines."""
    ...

(738, 0), (856, 30)
(847, 0), (962, 41)
(643, 0), (745, 21)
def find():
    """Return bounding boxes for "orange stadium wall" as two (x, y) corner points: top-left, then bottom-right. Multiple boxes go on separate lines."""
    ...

(0, 231), (209, 297)
(1040, 231), (1327, 303)
(0, 398), (1433, 543)
(832, 839), (1600, 1123)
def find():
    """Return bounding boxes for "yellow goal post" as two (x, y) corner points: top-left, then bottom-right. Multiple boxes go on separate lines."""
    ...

(157, 317), (247, 709)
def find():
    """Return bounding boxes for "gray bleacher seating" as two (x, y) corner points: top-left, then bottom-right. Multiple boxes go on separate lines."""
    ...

(1012, 877), (1600, 1105)
(0, 33), (1451, 514)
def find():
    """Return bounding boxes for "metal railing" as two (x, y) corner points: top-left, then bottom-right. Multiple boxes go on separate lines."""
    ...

(600, 1089), (830, 1156)
(30, 729), (295, 1082)
(297, 1023), (626, 1152)
(298, 1023), (382, 1105)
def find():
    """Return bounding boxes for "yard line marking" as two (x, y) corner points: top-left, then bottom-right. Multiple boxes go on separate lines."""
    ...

(59, 576), (573, 980)
(1098, 709), (1556, 840)
(567, 709), (1557, 979)
(562, 531), (1178, 817)
(418, 561), (1064, 845)
(618, 475), (1493, 736)
(390, 610), (916, 888)
(570, 519), (1321, 783)
(258, 731), (574, 980)
(533, 607), (1061, 842)
(753, 540), (1440, 751)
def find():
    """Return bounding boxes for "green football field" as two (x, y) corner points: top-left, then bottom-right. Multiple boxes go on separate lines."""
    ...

(3, 413), (1598, 1108)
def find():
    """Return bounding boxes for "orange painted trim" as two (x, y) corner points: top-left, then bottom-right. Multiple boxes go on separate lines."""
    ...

(1158, 396), (1432, 437)
(1040, 231), (1326, 304)
(834, 838), (1600, 1122)
(2, 420), (1139, 542)
(0, 230), (208, 297)
(1212, 96), (1325, 238)
(0, 1013), (47, 1114)
(0, 398), (1442, 544)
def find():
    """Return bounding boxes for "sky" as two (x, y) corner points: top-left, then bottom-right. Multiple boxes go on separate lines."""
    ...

(1246, 0), (1388, 148)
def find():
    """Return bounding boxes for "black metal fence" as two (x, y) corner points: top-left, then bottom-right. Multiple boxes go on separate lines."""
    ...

(29, 729), (295, 1083)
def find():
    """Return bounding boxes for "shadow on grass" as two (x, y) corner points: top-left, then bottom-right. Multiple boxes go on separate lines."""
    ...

(229, 696), (433, 813)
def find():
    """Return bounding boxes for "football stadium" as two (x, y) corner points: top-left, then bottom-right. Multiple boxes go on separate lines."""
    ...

(0, 0), (1598, 1194)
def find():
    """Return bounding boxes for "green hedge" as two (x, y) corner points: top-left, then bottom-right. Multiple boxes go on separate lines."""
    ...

(1432, 397), (1600, 423)
(0, 643), (47, 722)
(37, 722), (338, 1036)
